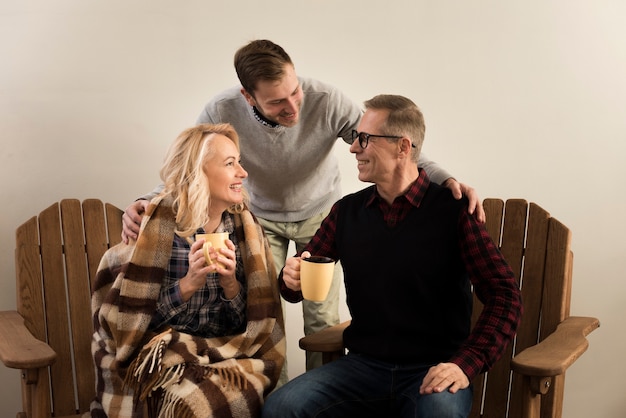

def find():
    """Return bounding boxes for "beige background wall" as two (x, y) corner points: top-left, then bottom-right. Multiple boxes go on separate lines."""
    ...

(1, 1), (624, 416)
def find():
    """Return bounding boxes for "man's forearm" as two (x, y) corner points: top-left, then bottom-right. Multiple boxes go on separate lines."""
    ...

(138, 183), (165, 201)
(417, 152), (453, 185)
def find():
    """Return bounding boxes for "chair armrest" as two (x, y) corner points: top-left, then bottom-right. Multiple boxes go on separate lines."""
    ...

(511, 316), (600, 377)
(299, 320), (351, 353)
(0, 310), (57, 369)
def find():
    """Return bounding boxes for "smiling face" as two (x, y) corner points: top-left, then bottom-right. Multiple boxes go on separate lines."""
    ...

(203, 134), (248, 214)
(241, 64), (303, 127)
(350, 108), (400, 186)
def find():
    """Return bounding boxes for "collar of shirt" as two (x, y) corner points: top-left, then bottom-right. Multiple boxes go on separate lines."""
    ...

(364, 169), (431, 227)
(252, 106), (280, 128)
(195, 211), (235, 236)
(365, 169), (431, 209)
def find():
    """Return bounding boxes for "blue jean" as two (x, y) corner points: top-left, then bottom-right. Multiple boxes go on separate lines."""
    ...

(262, 353), (472, 418)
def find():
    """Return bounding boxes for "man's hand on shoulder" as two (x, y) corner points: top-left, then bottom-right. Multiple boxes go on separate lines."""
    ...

(121, 200), (149, 243)
(443, 178), (486, 223)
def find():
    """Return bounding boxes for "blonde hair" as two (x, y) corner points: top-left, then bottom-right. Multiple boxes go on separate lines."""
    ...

(159, 123), (248, 237)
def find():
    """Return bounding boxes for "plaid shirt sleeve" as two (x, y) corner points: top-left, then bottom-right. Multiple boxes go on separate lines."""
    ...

(450, 210), (523, 380)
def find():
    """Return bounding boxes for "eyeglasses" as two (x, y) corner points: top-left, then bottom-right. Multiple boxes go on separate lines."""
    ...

(350, 130), (416, 149)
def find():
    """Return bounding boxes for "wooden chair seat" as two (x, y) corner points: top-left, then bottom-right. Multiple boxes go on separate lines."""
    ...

(300, 198), (599, 418)
(0, 199), (123, 418)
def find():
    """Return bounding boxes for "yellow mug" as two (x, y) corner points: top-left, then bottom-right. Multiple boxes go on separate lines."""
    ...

(196, 232), (229, 268)
(300, 256), (335, 302)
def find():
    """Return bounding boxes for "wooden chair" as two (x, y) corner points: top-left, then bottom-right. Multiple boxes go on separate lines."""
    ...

(0, 199), (123, 418)
(300, 198), (599, 418)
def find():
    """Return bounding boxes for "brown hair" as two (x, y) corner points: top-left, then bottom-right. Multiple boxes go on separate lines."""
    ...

(234, 39), (294, 96)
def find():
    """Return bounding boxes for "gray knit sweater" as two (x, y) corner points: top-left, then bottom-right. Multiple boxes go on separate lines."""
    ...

(147, 77), (452, 222)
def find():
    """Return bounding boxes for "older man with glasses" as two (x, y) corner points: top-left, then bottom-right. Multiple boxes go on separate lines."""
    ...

(263, 94), (522, 418)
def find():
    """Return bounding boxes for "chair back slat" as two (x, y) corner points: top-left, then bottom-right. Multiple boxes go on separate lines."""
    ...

(83, 199), (114, 286)
(13, 199), (123, 417)
(15, 215), (53, 414)
(62, 199), (100, 412)
(471, 198), (506, 326)
(516, 203), (550, 352)
(105, 202), (124, 248)
(469, 199), (502, 418)
(481, 199), (527, 418)
(507, 203), (550, 418)
(499, 199), (528, 278)
(37, 202), (77, 415)
(15, 216), (45, 338)
(469, 199), (573, 418)
(483, 199), (504, 244)
(537, 218), (572, 418)
(541, 218), (572, 335)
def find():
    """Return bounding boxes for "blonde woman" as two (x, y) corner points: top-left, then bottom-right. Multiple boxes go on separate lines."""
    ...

(91, 123), (285, 418)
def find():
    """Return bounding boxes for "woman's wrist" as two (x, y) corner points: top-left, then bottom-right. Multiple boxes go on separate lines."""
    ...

(221, 279), (240, 300)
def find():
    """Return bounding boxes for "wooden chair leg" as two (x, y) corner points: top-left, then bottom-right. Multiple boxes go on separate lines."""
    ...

(519, 375), (552, 418)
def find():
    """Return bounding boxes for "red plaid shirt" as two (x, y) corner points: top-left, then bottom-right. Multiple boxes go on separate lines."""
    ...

(280, 170), (522, 379)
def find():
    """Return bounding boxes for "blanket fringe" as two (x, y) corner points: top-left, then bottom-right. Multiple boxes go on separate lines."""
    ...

(155, 390), (187, 418)
(211, 366), (249, 391)
(125, 330), (183, 401)
(125, 330), (251, 418)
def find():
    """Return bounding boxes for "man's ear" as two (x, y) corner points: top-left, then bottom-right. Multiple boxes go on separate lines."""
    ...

(240, 88), (256, 107)
(398, 137), (413, 156)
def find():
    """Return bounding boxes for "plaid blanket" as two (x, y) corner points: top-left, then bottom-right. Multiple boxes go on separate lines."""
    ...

(90, 195), (285, 418)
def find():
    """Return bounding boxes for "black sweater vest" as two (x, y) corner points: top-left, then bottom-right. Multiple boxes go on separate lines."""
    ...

(336, 183), (472, 364)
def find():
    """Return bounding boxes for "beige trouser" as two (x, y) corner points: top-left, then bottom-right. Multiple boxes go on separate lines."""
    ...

(258, 212), (342, 380)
